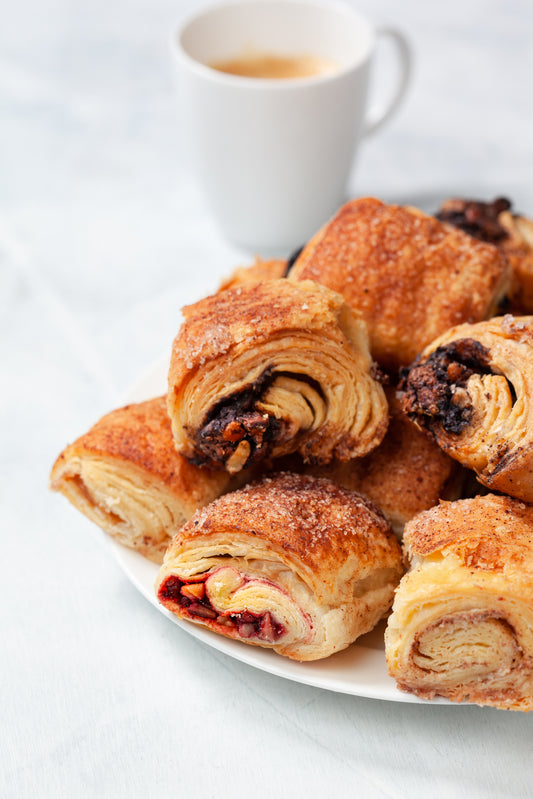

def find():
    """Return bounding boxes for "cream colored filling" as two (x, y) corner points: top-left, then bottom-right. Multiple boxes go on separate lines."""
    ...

(412, 611), (520, 685)
(204, 565), (311, 643)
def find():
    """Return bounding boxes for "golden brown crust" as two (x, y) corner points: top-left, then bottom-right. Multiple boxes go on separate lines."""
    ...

(167, 279), (389, 472)
(218, 257), (288, 292)
(404, 494), (533, 574)
(177, 472), (401, 583)
(385, 495), (533, 710)
(169, 278), (352, 382)
(157, 472), (403, 660)
(51, 398), (196, 494)
(50, 397), (232, 562)
(290, 197), (509, 372)
(401, 315), (533, 503)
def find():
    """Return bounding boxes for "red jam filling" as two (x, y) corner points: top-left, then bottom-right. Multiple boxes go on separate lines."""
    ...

(158, 575), (286, 643)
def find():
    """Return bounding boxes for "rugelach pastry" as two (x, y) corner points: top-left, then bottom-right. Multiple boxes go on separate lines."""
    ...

(218, 257), (288, 292)
(303, 385), (462, 538)
(156, 472), (404, 660)
(289, 197), (509, 372)
(167, 279), (389, 474)
(436, 196), (533, 313)
(401, 315), (533, 503)
(50, 397), (234, 563)
(500, 211), (533, 312)
(385, 494), (533, 710)
(435, 196), (513, 245)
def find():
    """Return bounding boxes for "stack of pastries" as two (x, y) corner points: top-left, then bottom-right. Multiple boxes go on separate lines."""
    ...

(51, 195), (533, 710)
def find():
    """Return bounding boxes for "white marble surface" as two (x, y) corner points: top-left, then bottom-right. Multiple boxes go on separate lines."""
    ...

(2, 0), (533, 796)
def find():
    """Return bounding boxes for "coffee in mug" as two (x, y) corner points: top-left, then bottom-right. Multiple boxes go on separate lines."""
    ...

(174, 0), (411, 252)
(210, 51), (339, 80)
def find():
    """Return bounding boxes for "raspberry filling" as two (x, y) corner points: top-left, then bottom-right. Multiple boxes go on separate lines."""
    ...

(158, 574), (286, 643)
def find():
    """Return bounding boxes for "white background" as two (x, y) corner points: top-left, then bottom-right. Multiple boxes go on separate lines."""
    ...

(2, 1), (533, 796)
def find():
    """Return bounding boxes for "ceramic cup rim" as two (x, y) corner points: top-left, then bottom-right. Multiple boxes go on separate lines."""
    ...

(173, 0), (376, 90)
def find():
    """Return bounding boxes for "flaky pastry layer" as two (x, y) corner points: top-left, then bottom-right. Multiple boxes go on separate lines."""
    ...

(50, 397), (233, 562)
(156, 473), (403, 660)
(167, 279), (388, 473)
(385, 494), (533, 710)
(401, 315), (533, 502)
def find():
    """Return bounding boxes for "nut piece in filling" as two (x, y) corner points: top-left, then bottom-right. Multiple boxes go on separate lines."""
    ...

(401, 338), (492, 435)
(156, 472), (404, 661)
(385, 494), (533, 711)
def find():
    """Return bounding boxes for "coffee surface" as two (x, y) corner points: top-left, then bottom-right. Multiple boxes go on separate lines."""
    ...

(210, 52), (338, 79)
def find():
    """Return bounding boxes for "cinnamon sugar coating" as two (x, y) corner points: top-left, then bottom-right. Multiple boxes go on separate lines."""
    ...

(158, 472), (404, 660)
(51, 397), (227, 502)
(175, 472), (402, 589)
(290, 197), (509, 372)
(50, 397), (233, 562)
(169, 278), (355, 382)
(435, 197), (533, 314)
(404, 494), (533, 575)
(167, 279), (389, 472)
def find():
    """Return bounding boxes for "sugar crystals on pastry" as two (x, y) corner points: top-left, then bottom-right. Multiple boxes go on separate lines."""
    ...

(50, 397), (234, 563)
(385, 494), (533, 710)
(167, 278), (389, 474)
(289, 197), (509, 372)
(400, 315), (533, 503)
(156, 472), (404, 661)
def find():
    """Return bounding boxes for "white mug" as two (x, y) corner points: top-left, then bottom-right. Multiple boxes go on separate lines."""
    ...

(174, 0), (411, 253)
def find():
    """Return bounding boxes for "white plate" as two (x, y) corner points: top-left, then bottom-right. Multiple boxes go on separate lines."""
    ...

(109, 353), (446, 704)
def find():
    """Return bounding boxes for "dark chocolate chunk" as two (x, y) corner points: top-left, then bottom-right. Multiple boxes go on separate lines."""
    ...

(401, 338), (493, 434)
(435, 197), (512, 244)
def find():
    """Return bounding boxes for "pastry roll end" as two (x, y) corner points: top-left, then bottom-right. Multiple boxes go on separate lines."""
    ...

(167, 279), (389, 474)
(401, 315), (533, 503)
(157, 473), (404, 660)
(385, 494), (533, 710)
(50, 397), (232, 563)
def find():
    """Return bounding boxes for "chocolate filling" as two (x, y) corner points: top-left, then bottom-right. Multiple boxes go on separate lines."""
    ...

(435, 197), (511, 244)
(158, 575), (286, 643)
(401, 338), (493, 434)
(194, 369), (325, 469)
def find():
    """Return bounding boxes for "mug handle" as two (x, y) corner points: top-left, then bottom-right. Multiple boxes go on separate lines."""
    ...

(362, 26), (412, 137)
